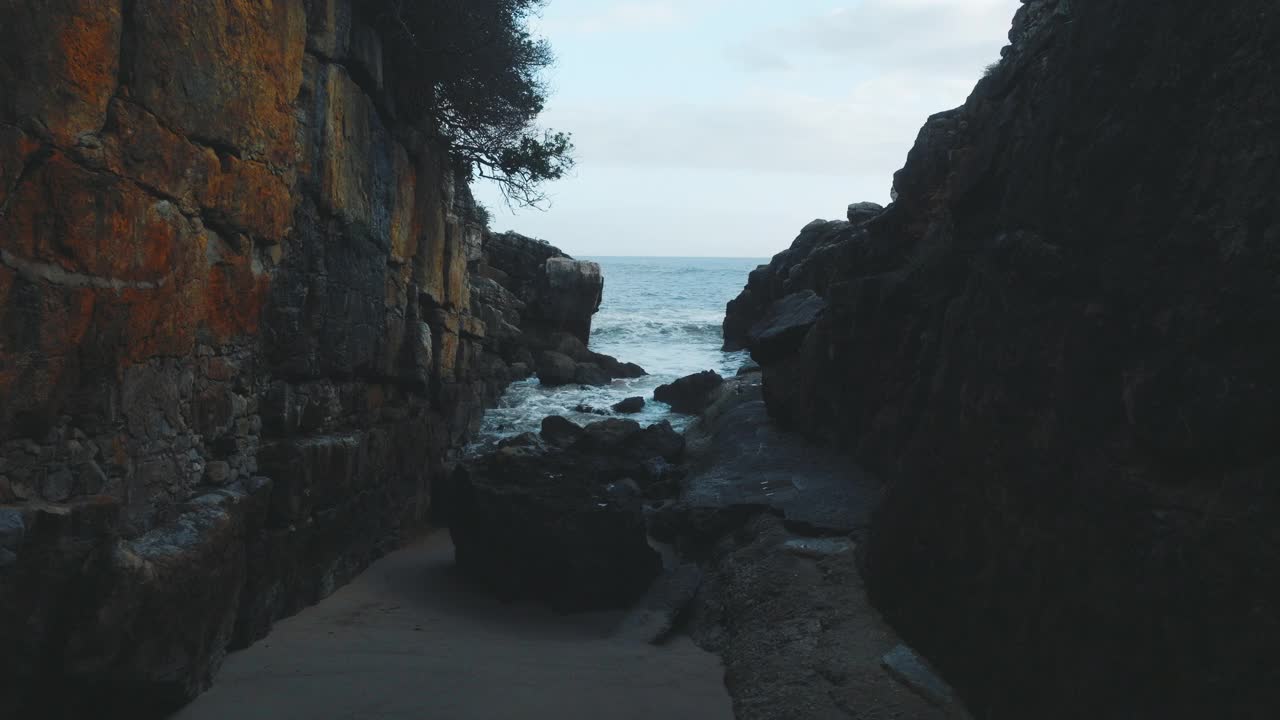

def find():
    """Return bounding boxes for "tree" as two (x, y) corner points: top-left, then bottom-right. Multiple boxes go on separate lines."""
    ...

(366, 0), (575, 207)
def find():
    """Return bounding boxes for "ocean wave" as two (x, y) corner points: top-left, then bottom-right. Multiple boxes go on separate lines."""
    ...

(591, 319), (723, 342)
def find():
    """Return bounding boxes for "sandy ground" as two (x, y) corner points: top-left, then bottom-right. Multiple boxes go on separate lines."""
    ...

(174, 532), (733, 720)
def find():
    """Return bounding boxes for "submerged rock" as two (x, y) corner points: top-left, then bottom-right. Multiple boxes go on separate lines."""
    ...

(654, 371), (724, 414)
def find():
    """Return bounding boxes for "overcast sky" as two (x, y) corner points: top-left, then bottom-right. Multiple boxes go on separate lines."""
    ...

(472, 0), (1021, 257)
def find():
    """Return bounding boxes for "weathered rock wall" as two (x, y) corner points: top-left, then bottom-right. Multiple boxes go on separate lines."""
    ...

(0, 1), (544, 715)
(726, 1), (1280, 717)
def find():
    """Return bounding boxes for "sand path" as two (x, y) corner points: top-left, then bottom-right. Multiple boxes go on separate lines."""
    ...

(175, 532), (733, 720)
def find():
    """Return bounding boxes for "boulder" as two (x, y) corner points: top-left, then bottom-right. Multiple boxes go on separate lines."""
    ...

(536, 351), (633, 387)
(589, 352), (647, 379)
(654, 371), (725, 414)
(613, 397), (645, 414)
(846, 201), (884, 225)
(535, 351), (578, 386)
(450, 419), (673, 611)
(578, 418), (643, 451)
(540, 257), (604, 343)
(625, 421), (685, 464)
(573, 363), (611, 386)
(540, 416), (583, 448)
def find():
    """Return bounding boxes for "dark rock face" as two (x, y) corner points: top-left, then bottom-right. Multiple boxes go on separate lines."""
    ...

(654, 371), (725, 414)
(722, 218), (859, 352)
(0, 1), (602, 715)
(450, 417), (686, 611)
(746, 290), (827, 364)
(535, 351), (580, 386)
(726, 1), (1280, 718)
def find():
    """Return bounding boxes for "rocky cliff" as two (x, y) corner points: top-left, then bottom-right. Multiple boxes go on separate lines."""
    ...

(0, 1), (598, 715)
(726, 1), (1279, 717)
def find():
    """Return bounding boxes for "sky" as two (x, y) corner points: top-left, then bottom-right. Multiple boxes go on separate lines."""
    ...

(472, 0), (1023, 257)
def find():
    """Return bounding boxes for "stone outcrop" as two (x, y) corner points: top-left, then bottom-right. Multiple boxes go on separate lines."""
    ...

(469, 230), (643, 387)
(449, 416), (685, 611)
(724, 1), (1280, 717)
(0, 1), (592, 715)
(654, 371), (725, 414)
(475, 230), (601, 346)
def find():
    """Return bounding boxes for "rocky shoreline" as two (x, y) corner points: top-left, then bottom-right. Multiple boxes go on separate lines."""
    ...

(444, 367), (969, 718)
(3, 0), (1276, 717)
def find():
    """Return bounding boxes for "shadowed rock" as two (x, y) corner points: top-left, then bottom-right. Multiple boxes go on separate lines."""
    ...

(746, 290), (827, 364)
(450, 417), (687, 611)
(654, 371), (724, 414)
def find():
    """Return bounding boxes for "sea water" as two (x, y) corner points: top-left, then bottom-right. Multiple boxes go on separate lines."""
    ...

(473, 256), (765, 448)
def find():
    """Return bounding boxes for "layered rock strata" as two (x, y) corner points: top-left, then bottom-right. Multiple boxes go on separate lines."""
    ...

(0, 1), (597, 715)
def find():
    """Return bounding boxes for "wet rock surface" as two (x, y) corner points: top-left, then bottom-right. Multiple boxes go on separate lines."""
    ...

(679, 373), (878, 535)
(722, 1), (1280, 717)
(612, 397), (645, 414)
(642, 374), (959, 719)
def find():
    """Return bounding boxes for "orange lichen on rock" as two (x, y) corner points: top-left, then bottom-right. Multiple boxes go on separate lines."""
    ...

(199, 155), (295, 243)
(0, 0), (121, 146)
(101, 98), (221, 213)
(128, 0), (307, 166)
(205, 250), (269, 342)
(3, 152), (174, 283)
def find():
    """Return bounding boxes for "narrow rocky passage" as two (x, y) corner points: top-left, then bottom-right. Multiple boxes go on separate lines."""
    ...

(174, 532), (733, 720)
(663, 373), (969, 719)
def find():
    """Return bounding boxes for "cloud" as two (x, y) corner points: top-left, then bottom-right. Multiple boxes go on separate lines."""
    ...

(724, 44), (793, 72)
(539, 68), (978, 178)
(538, 1), (1021, 178)
(535, 1), (685, 35)
(479, 0), (1025, 256)
(727, 0), (1017, 77)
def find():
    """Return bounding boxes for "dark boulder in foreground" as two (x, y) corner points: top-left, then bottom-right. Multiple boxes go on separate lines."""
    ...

(654, 371), (724, 414)
(450, 417), (686, 611)
(613, 397), (645, 414)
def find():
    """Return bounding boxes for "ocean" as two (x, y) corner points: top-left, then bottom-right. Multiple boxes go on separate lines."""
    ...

(473, 256), (766, 447)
